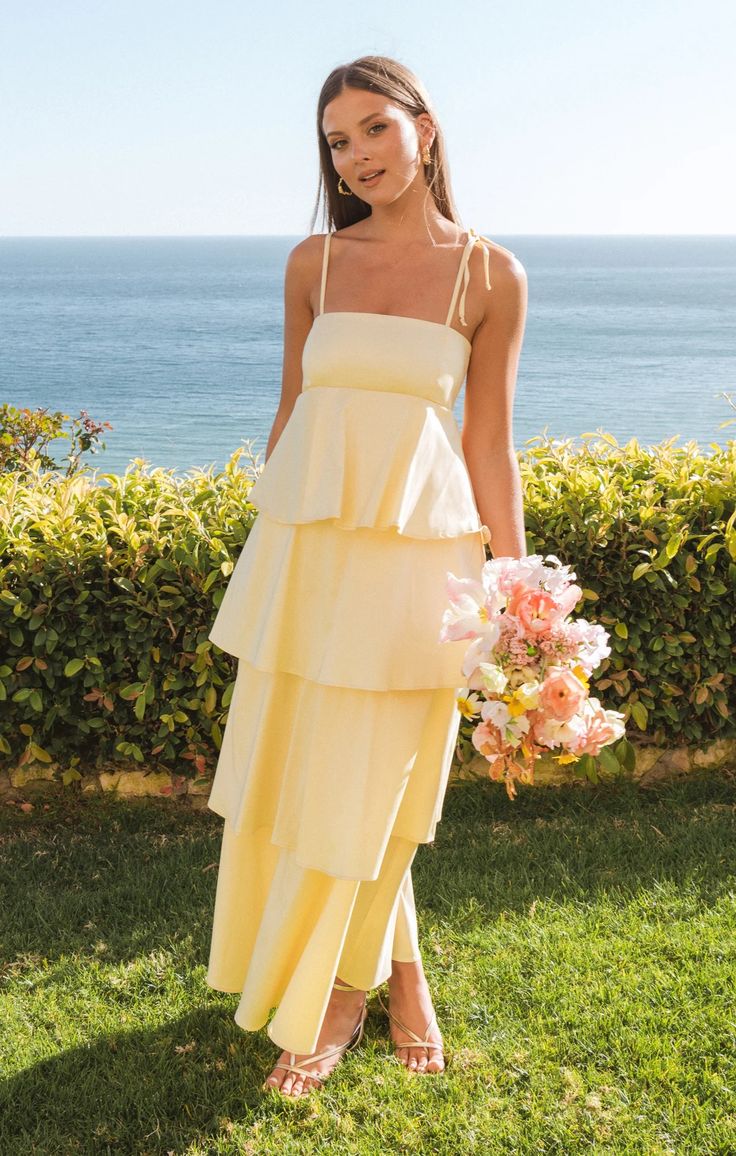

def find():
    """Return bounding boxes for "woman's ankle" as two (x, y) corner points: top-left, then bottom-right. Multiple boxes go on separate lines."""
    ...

(388, 958), (426, 988)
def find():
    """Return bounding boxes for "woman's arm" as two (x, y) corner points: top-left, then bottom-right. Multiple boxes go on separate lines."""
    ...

(461, 246), (529, 559)
(264, 235), (321, 464)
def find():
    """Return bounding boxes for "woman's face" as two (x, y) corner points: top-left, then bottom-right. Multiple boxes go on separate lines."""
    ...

(322, 86), (433, 203)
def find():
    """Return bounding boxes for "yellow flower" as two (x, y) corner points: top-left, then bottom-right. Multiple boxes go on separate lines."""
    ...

(572, 664), (589, 690)
(507, 697), (527, 718)
(456, 691), (482, 720)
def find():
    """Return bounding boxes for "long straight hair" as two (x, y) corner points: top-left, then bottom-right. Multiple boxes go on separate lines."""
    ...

(310, 55), (462, 235)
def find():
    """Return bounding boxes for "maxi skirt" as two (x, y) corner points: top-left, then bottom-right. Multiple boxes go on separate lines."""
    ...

(203, 379), (486, 1054)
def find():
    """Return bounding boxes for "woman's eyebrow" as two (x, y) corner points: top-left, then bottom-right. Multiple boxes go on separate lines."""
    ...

(324, 112), (386, 139)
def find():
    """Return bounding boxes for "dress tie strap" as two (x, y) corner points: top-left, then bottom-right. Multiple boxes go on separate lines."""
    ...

(456, 228), (494, 327)
(319, 231), (333, 315)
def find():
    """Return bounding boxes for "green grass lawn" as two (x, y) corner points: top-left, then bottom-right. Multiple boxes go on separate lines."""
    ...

(1, 771), (734, 1155)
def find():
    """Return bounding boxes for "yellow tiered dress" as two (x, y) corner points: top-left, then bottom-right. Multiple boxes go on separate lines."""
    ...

(205, 228), (493, 1055)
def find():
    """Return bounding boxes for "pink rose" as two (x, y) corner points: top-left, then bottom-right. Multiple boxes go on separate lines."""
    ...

(506, 583), (558, 636)
(506, 579), (583, 637)
(472, 719), (511, 765)
(539, 666), (588, 722)
(573, 700), (621, 756)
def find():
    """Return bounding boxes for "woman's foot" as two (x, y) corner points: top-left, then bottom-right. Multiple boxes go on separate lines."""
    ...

(382, 958), (445, 1073)
(262, 979), (367, 1098)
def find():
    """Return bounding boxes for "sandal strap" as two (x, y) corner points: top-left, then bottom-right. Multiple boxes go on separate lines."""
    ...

(376, 988), (443, 1049)
(270, 1003), (367, 1080)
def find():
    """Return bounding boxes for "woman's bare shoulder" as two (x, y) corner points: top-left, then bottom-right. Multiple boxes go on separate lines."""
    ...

(480, 237), (527, 284)
(287, 232), (327, 265)
(283, 234), (328, 303)
(466, 235), (527, 338)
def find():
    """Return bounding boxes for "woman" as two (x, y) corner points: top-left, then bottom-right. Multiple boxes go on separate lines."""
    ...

(204, 54), (528, 1099)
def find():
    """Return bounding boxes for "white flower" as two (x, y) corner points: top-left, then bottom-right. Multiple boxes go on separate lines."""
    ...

(440, 572), (500, 645)
(477, 661), (508, 696)
(481, 698), (510, 730)
(515, 680), (542, 710)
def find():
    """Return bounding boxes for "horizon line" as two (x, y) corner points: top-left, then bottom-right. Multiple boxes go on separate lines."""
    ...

(2, 232), (736, 240)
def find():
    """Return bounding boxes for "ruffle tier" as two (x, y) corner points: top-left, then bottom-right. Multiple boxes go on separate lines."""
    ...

(246, 385), (484, 539)
(205, 657), (462, 880)
(206, 825), (421, 1053)
(209, 513), (485, 691)
(207, 406), (485, 881)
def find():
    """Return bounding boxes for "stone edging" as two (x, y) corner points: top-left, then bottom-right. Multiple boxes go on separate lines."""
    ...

(1, 737), (734, 812)
(454, 736), (736, 787)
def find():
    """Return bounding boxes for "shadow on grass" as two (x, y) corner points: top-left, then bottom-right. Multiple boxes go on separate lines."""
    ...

(1, 1002), (399, 1153)
(1, 771), (734, 1152)
(1, 771), (734, 972)
(418, 769), (736, 917)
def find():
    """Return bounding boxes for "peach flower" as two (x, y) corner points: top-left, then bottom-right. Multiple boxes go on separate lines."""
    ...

(539, 666), (588, 722)
(570, 698), (627, 756)
(471, 718), (511, 765)
(506, 579), (583, 637)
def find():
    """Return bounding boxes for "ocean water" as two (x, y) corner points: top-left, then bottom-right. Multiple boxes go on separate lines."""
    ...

(0, 235), (734, 477)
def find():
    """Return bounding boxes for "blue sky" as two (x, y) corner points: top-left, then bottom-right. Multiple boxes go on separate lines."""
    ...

(2, 0), (734, 235)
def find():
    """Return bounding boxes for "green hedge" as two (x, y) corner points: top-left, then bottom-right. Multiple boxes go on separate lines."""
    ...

(1, 434), (734, 782)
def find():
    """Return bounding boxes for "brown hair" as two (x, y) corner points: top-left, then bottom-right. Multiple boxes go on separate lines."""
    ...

(310, 55), (462, 234)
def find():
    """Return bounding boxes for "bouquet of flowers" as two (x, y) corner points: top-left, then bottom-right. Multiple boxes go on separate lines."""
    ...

(439, 552), (626, 800)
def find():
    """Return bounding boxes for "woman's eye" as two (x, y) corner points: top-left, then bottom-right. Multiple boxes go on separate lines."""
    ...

(330, 123), (386, 150)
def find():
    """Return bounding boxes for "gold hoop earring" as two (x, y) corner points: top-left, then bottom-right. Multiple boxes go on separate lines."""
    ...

(337, 176), (353, 196)
(422, 146), (432, 166)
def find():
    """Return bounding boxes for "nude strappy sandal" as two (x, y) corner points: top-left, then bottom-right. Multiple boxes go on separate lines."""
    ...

(376, 986), (446, 1071)
(263, 980), (368, 1094)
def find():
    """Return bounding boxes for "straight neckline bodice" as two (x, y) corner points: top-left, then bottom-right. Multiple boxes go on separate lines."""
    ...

(313, 309), (473, 353)
(316, 227), (494, 349)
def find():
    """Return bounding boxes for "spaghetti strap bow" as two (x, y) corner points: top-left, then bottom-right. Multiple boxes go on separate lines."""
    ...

(456, 228), (494, 327)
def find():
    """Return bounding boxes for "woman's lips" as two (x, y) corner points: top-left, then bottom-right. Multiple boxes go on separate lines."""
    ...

(359, 170), (385, 186)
